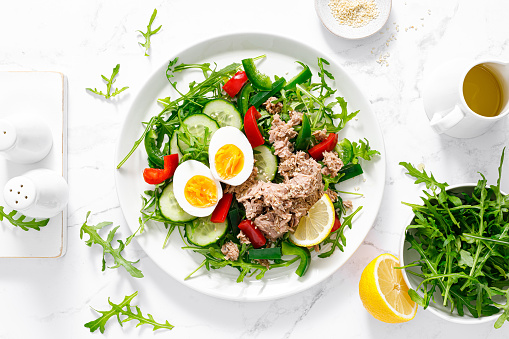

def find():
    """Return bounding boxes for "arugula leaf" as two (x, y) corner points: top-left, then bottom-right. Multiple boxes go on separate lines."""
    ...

(322, 173), (342, 191)
(352, 138), (380, 164)
(80, 212), (143, 278)
(458, 249), (474, 267)
(0, 206), (49, 231)
(334, 97), (359, 130)
(85, 291), (174, 333)
(400, 150), (509, 327)
(400, 161), (448, 192)
(408, 289), (426, 307)
(183, 242), (299, 283)
(319, 206), (362, 258)
(86, 64), (129, 99)
(137, 9), (162, 56)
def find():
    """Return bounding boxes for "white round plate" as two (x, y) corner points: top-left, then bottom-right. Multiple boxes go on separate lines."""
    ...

(315, 0), (392, 39)
(115, 33), (386, 301)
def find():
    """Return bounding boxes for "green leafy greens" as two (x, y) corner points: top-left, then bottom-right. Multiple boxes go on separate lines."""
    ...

(400, 149), (509, 328)
(0, 206), (49, 231)
(80, 211), (143, 278)
(117, 57), (239, 169)
(86, 64), (129, 99)
(85, 291), (174, 333)
(352, 138), (381, 164)
(137, 9), (162, 56)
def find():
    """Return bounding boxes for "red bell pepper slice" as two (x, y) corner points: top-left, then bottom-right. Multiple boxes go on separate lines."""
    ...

(238, 220), (266, 249)
(143, 154), (179, 185)
(222, 71), (248, 97)
(210, 193), (233, 223)
(331, 213), (341, 232)
(308, 133), (338, 161)
(244, 106), (264, 148)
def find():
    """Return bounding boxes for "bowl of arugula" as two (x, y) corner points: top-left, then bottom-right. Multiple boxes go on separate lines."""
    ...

(398, 151), (509, 328)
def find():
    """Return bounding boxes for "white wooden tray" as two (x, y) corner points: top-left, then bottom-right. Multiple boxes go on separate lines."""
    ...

(0, 72), (67, 258)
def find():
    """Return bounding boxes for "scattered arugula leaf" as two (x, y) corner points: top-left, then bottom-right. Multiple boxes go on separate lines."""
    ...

(352, 138), (380, 164)
(400, 161), (447, 192)
(85, 291), (174, 333)
(80, 212), (143, 278)
(400, 150), (509, 328)
(0, 206), (49, 231)
(86, 64), (129, 99)
(137, 9), (162, 56)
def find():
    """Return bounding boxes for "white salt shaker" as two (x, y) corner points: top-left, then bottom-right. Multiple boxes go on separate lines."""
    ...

(3, 169), (69, 219)
(0, 116), (53, 164)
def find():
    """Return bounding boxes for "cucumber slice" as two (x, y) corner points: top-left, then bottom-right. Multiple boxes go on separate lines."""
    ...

(177, 114), (219, 153)
(169, 132), (182, 158)
(254, 145), (278, 182)
(203, 99), (242, 129)
(185, 215), (228, 246)
(159, 182), (196, 222)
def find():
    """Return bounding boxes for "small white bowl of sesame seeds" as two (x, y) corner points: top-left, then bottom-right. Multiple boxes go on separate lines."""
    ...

(315, 0), (392, 39)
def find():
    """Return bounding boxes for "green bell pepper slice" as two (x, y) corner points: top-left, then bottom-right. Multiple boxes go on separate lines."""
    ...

(284, 62), (312, 90)
(248, 247), (282, 260)
(282, 241), (311, 277)
(144, 129), (165, 168)
(249, 77), (286, 108)
(338, 163), (363, 182)
(237, 83), (254, 115)
(242, 58), (272, 90)
(295, 113), (311, 151)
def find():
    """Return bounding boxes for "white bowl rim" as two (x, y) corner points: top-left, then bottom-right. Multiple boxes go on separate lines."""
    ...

(399, 183), (502, 325)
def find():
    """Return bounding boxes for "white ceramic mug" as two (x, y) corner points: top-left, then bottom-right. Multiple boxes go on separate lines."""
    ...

(3, 169), (69, 219)
(423, 59), (509, 138)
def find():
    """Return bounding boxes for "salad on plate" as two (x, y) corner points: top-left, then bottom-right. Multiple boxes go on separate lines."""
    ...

(118, 55), (379, 282)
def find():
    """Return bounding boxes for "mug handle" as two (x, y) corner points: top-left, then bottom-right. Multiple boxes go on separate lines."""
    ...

(429, 105), (465, 134)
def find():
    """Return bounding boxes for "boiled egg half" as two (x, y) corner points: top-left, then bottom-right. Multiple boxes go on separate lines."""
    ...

(173, 160), (223, 217)
(208, 126), (254, 186)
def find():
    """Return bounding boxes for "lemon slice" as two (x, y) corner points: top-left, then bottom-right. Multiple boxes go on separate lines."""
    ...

(359, 254), (417, 323)
(289, 194), (335, 247)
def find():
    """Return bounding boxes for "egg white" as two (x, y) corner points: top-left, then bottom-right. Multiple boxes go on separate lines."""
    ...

(208, 126), (254, 186)
(172, 160), (223, 217)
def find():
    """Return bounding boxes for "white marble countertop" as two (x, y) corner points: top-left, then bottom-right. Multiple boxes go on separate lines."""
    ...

(1, 0), (509, 338)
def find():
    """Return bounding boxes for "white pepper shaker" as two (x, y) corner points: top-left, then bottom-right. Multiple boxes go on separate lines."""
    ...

(3, 169), (69, 219)
(0, 116), (53, 164)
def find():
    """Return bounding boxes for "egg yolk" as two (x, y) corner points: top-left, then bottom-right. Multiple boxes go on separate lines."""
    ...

(184, 175), (218, 208)
(214, 144), (244, 180)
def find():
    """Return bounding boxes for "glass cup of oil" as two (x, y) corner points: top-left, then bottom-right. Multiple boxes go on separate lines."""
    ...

(423, 59), (509, 138)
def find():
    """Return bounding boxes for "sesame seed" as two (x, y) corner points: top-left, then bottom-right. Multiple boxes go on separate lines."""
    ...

(328, 0), (379, 28)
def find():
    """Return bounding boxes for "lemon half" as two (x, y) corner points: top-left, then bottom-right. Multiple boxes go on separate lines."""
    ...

(359, 254), (417, 323)
(289, 194), (335, 247)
